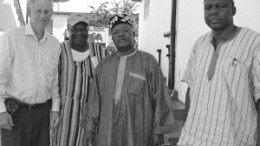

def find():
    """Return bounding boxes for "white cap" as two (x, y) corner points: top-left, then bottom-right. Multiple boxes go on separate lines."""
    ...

(67, 13), (89, 26)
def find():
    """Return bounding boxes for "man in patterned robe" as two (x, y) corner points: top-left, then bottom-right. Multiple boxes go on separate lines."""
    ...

(51, 13), (107, 146)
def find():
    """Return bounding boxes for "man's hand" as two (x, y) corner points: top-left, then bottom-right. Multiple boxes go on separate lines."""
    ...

(0, 111), (13, 130)
(82, 130), (94, 146)
(152, 134), (164, 146)
(50, 111), (59, 129)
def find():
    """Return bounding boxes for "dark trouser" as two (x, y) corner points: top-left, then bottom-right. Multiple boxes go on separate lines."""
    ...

(1, 103), (50, 146)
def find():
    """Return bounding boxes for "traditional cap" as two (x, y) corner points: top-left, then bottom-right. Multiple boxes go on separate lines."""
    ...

(67, 13), (89, 27)
(109, 14), (133, 29)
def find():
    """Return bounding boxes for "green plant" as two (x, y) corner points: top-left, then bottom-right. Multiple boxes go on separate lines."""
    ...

(89, 0), (139, 28)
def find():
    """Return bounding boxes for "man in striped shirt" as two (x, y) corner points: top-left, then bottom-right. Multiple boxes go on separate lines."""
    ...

(178, 0), (260, 145)
(50, 13), (107, 146)
(0, 0), (60, 146)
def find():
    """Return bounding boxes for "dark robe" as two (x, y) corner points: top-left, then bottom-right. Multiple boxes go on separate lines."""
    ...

(80, 50), (176, 146)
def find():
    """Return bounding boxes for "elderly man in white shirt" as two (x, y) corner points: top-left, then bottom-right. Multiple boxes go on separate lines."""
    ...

(0, 0), (60, 146)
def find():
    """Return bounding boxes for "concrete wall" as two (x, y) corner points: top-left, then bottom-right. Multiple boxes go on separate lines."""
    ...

(138, 0), (172, 82)
(0, 0), (19, 31)
(52, 14), (68, 42)
(53, 0), (88, 12)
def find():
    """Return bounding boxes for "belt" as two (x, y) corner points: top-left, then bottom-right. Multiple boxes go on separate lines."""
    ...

(19, 102), (48, 110)
(5, 98), (48, 110)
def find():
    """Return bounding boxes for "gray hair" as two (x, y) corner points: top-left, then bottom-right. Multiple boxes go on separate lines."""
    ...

(27, 0), (53, 13)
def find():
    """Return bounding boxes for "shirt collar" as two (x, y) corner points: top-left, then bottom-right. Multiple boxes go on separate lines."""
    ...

(209, 27), (241, 43)
(117, 49), (137, 57)
(25, 23), (49, 42)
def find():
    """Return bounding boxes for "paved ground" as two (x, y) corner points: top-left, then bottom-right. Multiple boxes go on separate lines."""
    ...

(0, 124), (183, 146)
(164, 120), (184, 146)
(0, 101), (185, 146)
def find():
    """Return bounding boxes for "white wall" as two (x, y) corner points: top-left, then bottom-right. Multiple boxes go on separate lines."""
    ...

(175, 0), (208, 102)
(52, 14), (68, 42)
(138, 0), (172, 81)
(0, 0), (19, 31)
(53, 0), (88, 12)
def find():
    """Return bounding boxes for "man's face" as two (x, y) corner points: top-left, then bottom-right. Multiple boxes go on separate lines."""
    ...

(28, 0), (53, 30)
(204, 0), (235, 31)
(111, 23), (135, 52)
(69, 22), (89, 48)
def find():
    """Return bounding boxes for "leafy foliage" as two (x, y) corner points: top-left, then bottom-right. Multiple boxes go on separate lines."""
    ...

(89, 2), (111, 27)
(109, 0), (139, 15)
(89, 0), (140, 53)
(89, 33), (103, 43)
(89, 0), (139, 28)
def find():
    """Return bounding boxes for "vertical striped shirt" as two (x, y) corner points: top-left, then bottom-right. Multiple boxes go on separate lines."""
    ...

(0, 23), (61, 112)
(178, 27), (260, 146)
(51, 40), (107, 146)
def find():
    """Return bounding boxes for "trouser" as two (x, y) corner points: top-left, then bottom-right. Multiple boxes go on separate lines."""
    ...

(1, 102), (50, 146)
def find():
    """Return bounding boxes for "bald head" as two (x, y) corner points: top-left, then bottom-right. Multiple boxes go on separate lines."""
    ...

(204, 0), (235, 8)
(229, 0), (235, 8)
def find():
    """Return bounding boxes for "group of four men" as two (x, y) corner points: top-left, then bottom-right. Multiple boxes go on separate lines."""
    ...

(0, 0), (260, 146)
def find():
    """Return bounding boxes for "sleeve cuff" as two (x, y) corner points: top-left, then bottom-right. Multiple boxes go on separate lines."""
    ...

(181, 78), (192, 88)
(0, 99), (7, 113)
(79, 116), (97, 133)
(51, 97), (60, 112)
(152, 125), (177, 134)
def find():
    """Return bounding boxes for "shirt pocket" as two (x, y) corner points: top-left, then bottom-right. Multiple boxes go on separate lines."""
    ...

(127, 72), (146, 96)
(222, 56), (249, 86)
